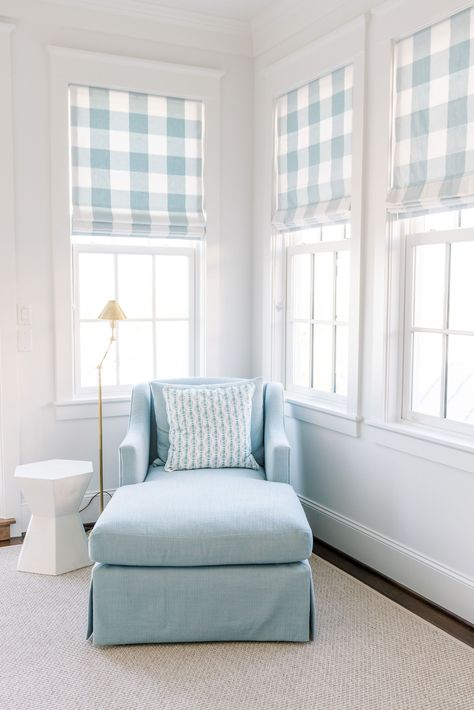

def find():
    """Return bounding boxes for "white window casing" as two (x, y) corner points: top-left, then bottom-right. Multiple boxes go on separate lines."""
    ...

(49, 47), (223, 418)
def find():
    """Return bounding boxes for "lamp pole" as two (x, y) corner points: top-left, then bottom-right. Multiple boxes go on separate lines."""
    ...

(96, 301), (126, 513)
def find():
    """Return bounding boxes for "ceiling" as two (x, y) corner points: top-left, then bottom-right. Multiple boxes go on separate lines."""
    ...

(151, 0), (278, 22)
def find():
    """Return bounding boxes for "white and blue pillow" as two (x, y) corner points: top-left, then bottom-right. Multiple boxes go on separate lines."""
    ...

(162, 382), (259, 472)
(150, 378), (264, 466)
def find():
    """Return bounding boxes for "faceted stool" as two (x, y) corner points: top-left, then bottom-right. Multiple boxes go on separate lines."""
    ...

(15, 459), (93, 575)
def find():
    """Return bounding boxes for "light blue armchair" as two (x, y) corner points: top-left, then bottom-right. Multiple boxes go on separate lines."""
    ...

(88, 378), (315, 646)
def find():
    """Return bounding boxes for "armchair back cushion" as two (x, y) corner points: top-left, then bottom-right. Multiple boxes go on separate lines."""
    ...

(150, 377), (264, 466)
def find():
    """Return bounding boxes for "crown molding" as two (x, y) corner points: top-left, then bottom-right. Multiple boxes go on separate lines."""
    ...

(44, 0), (250, 38)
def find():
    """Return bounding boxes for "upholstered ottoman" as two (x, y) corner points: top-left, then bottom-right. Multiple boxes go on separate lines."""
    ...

(87, 469), (315, 646)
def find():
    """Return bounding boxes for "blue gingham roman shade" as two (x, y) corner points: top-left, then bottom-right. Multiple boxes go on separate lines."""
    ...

(273, 65), (353, 231)
(69, 85), (205, 238)
(388, 7), (474, 214)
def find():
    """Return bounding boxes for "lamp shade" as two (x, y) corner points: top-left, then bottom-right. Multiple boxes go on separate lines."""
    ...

(97, 300), (127, 321)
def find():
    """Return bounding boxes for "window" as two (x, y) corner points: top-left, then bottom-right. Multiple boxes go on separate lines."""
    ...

(399, 209), (474, 433)
(73, 241), (198, 395)
(388, 7), (474, 435)
(272, 63), (358, 409)
(286, 223), (351, 399)
(68, 83), (205, 396)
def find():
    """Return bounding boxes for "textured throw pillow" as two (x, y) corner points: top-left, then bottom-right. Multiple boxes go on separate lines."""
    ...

(163, 382), (259, 472)
(150, 378), (264, 466)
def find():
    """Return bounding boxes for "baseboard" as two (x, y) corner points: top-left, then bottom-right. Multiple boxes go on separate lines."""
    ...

(19, 488), (116, 531)
(300, 495), (474, 625)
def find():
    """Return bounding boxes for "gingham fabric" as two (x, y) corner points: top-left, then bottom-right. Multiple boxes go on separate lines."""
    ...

(69, 85), (205, 238)
(272, 65), (353, 231)
(388, 7), (474, 214)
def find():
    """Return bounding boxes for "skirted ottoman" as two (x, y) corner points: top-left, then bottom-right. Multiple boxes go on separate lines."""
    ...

(87, 469), (315, 646)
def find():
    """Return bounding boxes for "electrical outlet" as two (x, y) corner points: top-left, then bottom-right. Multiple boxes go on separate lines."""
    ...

(17, 326), (32, 352)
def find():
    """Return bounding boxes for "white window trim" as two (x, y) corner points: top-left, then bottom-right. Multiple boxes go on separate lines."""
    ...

(72, 241), (202, 398)
(49, 46), (223, 417)
(367, 0), (474, 471)
(255, 16), (366, 431)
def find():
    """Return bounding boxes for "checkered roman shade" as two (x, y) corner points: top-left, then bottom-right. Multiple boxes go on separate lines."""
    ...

(388, 7), (474, 214)
(69, 85), (205, 238)
(273, 65), (353, 231)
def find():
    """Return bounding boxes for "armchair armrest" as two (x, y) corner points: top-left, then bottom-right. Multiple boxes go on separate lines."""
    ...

(119, 382), (151, 486)
(264, 382), (290, 484)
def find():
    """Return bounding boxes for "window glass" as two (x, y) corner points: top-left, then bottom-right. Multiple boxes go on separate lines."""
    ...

(286, 225), (350, 397)
(74, 248), (195, 391)
(413, 244), (445, 330)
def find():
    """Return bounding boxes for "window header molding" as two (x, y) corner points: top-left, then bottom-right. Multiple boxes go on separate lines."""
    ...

(47, 46), (225, 80)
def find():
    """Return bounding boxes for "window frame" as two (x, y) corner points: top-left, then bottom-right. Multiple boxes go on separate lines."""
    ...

(285, 235), (351, 405)
(258, 18), (366, 422)
(401, 223), (474, 437)
(72, 240), (202, 398)
(369, 0), (474, 445)
(49, 47), (223, 412)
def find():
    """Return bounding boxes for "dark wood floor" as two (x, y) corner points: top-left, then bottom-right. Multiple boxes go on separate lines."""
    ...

(314, 537), (474, 649)
(1, 532), (472, 648)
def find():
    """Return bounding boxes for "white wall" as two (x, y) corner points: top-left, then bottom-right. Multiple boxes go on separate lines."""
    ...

(0, 0), (253, 532)
(253, 0), (474, 623)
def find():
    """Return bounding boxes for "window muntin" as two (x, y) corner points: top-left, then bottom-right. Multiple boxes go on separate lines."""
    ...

(73, 242), (197, 395)
(401, 209), (474, 432)
(286, 223), (351, 399)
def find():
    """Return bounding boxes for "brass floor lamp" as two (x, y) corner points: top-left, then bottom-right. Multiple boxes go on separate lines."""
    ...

(97, 300), (126, 512)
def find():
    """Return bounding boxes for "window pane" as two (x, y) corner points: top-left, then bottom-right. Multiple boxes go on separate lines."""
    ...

(413, 243), (445, 329)
(291, 322), (311, 387)
(313, 324), (333, 393)
(335, 325), (348, 396)
(78, 253), (115, 319)
(314, 252), (334, 321)
(156, 321), (190, 378)
(446, 335), (474, 424)
(460, 207), (474, 228)
(411, 332), (442, 416)
(321, 223), (345, 242)
(291, 254), (311, 319)
(156, 255), (190, 319)
(424, 210), (459, 231)
(336, 251), (350, 322)
(117, 254), (152, 319)
(291, 227), (321, 245)
(449, 241), (474, 332)
(79, 321), (117, 388)
(117, 321), (153, 384)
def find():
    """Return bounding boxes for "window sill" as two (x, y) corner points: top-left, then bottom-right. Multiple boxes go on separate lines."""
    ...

(55, 397), (131, 421)
(284, 395), (361, 437)
(366, 420), (474, 474)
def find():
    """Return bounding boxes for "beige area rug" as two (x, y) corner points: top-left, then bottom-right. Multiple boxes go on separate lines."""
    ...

(0, 547), (473, 710)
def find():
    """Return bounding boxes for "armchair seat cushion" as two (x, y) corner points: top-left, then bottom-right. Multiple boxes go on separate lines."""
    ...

(89, 471), (312, 568)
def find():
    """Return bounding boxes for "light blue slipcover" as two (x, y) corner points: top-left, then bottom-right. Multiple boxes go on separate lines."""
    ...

(89, 471), (313, 567)
(88, 378), (315, 646)
(89, 560), (316, 645)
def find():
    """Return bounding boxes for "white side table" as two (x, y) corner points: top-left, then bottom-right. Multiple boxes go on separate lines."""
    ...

(15, 459), (93, 575)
